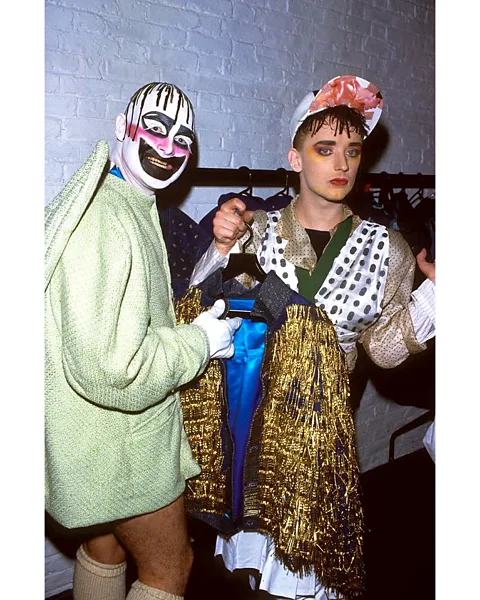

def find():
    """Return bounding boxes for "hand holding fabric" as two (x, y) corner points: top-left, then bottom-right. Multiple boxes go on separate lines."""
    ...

(192, 299), (242, 359)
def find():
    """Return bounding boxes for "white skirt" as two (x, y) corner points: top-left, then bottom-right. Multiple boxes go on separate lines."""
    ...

(215, 530), (341, 600)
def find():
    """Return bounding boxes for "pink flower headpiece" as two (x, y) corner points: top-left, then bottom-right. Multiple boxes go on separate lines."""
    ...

(289, 75), (384, 142)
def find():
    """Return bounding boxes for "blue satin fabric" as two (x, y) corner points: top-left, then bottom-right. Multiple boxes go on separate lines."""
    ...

(226, 298), (267, 518)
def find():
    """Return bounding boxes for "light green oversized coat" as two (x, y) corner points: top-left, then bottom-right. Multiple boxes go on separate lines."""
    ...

(45, 142), (209, 528)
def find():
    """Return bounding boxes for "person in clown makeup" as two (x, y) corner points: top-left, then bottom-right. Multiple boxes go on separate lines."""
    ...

(44, 82), (242, 600)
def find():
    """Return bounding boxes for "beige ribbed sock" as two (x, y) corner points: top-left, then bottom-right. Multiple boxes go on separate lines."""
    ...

(126, 580), (183, 600)
(73, 544), (127, 600)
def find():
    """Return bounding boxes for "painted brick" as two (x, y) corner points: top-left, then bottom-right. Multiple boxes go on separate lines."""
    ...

(196, 13), (222, 37)
(265, 0), (288, 11)
(262, 65), (285, 86)
(104, 18), (163, 45)
(45, 139), (98, 163)
(197, 91), (222, 111)
(105, 58), (162, 83)
(233, 2), (255, 22)
(45, 28), (61, 50)
(186, 0), (233, 18)
(197, 149), (233, 168)
(195, 108), (232, 131)
(150, 46), (198, 71)
(250, 82), (286, 104)
(187, 30), (232, 58)
(239, 0), (265, 7)
(147, 3), (199, 29)
(117, 40), (150, 63)
(197, 54), (225, 77)
(45, 73), (61, 94)
(234, 114), (282, 136)
(45, 160), (65, 182)
(59, 75), (122, 99)
(223, 19), (264, 44)
(106, 99), (129, 120)
(256, 45), (294, 70)
(287, 0), (326, 22)
(45, 117), (63, 139)
(321, 8), (345, 30)
(63, 116), (113, 140)
(45, 50), (80, 74)
(349, 1), (365, 19)
(45, 94), (78, 117)
(77, 98), (108, 118)
(221, 94), (266, 115)
(363, 5), (405, 29)
(49, 0), (119, 15)
(73, 11), (105, 34)
(227, 58), (264, 82)
(115, 0), (149, 21)
(58, 30), (120, 58)
(222, 131), (259, 152)
(160, 26), (188, 48)
(363, 36), (392, 57)
(254, 8), (301, 33)
(371, 22), (387, 39)
(174, 71), (232, 95)
(45, 4), (75, 31)
(196, 129), (223, 149)
(346, 32), (366, 53)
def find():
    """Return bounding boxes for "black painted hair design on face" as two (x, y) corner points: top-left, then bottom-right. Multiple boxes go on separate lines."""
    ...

(293, 105), (368, 150)
(124, 82), (195, 141)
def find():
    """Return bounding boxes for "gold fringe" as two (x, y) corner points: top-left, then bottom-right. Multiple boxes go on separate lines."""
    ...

(175, 288), (226, 514)
(256, 304), (364, 595)
(176, 291), (364, 595)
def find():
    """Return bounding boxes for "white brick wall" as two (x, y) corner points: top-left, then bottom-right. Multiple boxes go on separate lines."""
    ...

(44, 0), (435, 595)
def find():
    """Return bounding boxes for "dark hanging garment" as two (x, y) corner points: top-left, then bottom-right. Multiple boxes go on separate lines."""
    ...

(157, 205), (213, 300)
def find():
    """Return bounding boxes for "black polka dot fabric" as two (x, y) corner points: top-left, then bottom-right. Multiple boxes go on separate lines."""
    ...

(254, 211), (390, 354)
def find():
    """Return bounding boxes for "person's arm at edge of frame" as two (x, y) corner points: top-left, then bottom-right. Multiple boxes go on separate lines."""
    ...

(358, 229), (435, 369)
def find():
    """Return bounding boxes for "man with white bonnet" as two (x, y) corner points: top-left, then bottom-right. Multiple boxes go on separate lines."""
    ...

(45, 82), (242, 600)
(190, 74), (435, 599)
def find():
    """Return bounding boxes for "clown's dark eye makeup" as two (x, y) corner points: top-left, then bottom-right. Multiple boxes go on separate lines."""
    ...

(143, 118), (168, 136)
(174, 135), (193, 149)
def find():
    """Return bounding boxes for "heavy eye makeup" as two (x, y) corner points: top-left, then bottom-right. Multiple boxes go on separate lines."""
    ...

(141, 112), (172, 137)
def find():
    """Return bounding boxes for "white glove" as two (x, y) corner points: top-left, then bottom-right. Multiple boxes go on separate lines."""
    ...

(192, 299), (242, 359)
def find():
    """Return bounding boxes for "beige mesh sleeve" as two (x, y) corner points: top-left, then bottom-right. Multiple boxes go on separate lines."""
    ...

(358, 229), (427, 369)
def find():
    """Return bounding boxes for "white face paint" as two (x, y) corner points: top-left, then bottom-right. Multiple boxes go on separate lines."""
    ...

(113, 83), (195, 194)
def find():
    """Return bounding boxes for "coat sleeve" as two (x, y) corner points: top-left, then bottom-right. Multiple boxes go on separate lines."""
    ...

(50, 199), (210, 412)
(358, 229), (427, 369)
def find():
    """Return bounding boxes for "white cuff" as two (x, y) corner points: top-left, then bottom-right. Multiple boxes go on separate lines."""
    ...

(410, 279), (436, 344)
(189, 239), (231, 286)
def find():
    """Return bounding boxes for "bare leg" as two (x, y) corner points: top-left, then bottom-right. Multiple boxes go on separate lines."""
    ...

(114, 494), (193, 596)
(84, 533), (128, 564)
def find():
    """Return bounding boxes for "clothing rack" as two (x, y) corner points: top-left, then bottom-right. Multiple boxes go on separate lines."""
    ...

(188, 166), (435, 189)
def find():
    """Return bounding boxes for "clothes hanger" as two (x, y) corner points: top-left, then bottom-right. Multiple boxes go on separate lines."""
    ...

(238, 166), (253, 196)
(277, 168), (290, 196)
(221, 220), (266, 284)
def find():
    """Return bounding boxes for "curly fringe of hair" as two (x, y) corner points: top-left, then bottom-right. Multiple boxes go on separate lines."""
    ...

(293, 105), (368, 149)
